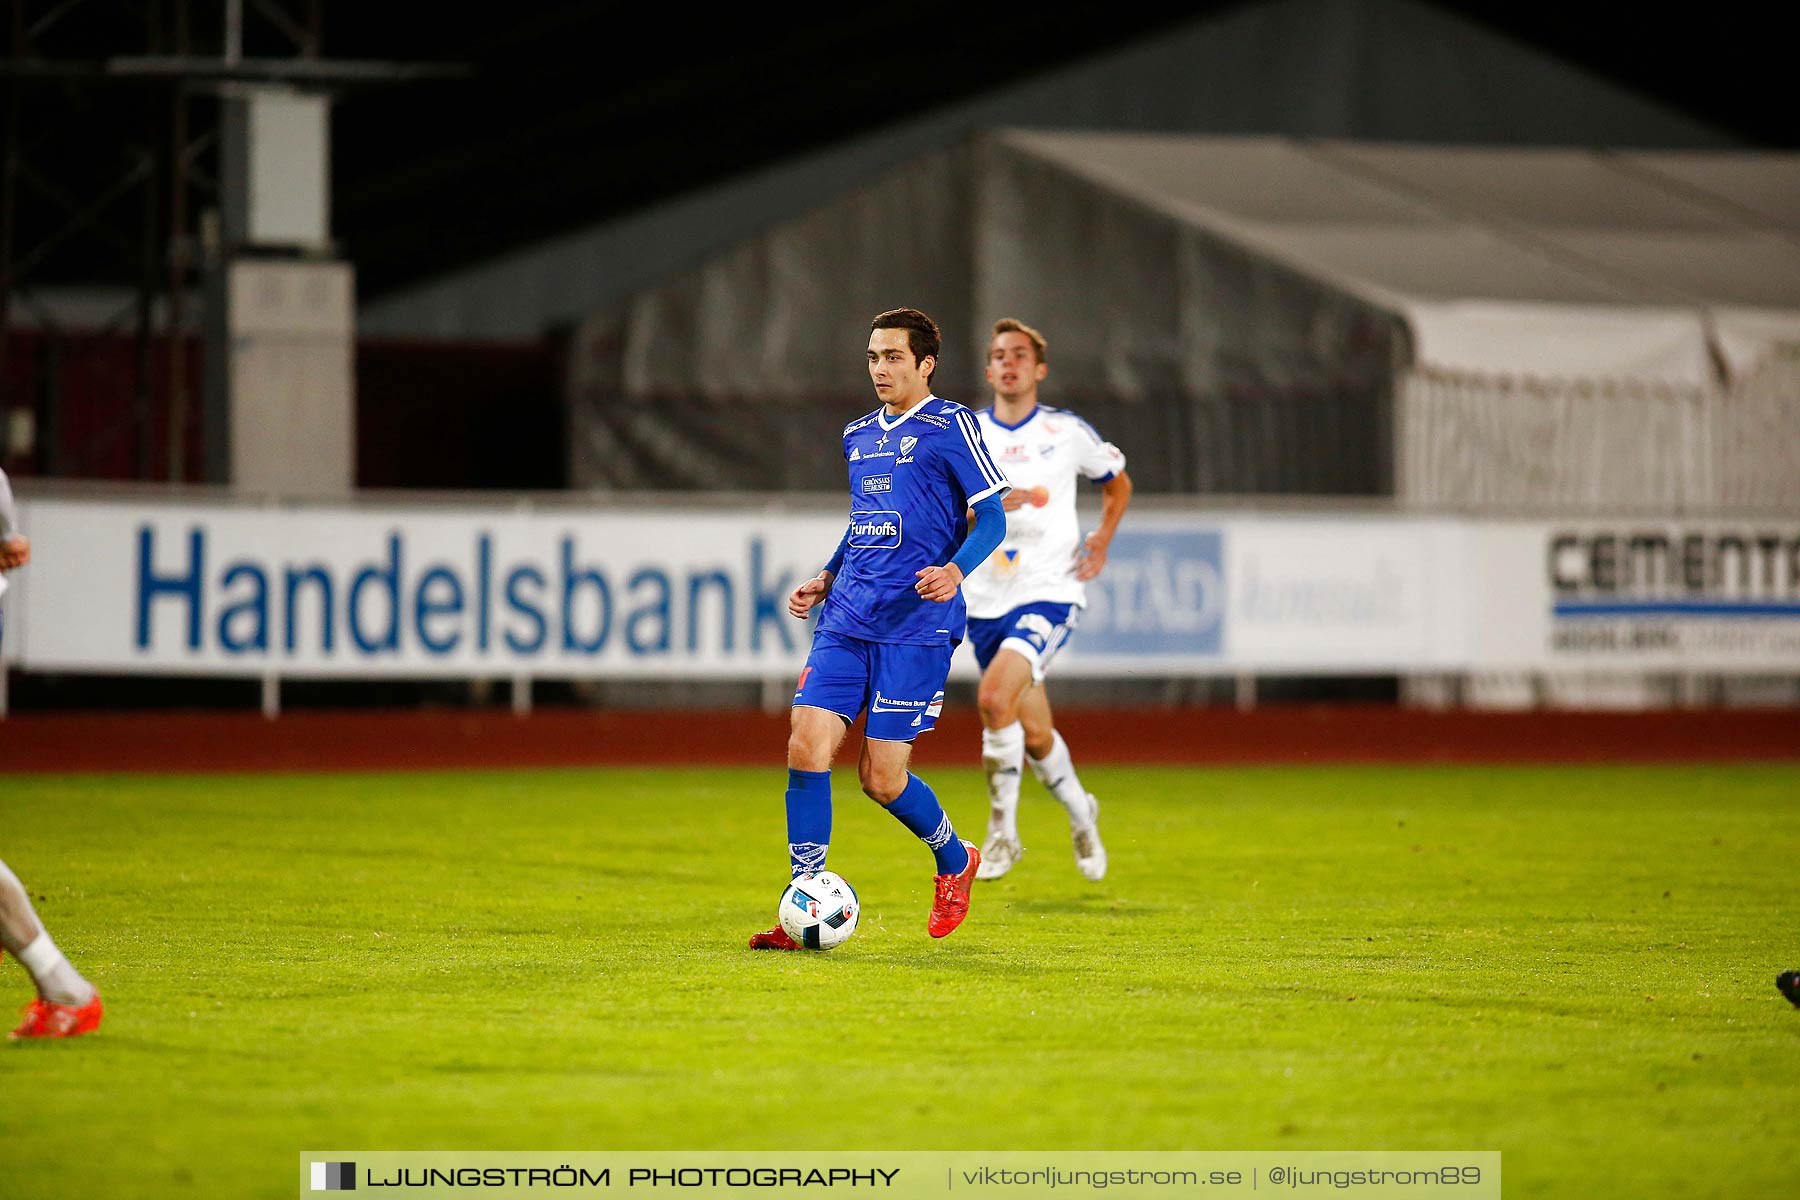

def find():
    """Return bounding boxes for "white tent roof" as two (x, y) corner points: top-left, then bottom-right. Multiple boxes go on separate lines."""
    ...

(1004, 131), (1800, 386)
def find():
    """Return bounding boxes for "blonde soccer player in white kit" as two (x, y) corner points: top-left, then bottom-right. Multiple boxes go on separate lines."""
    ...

(962, 320), (1133, 881)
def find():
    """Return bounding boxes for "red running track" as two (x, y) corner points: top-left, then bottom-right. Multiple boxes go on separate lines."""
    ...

(2, 706), (1796, 773)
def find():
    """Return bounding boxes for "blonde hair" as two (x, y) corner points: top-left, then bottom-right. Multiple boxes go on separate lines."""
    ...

(991, 318), (1047, 364)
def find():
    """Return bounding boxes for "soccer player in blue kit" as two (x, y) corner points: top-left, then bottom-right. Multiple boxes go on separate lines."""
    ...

(750, 309), (1011, 948)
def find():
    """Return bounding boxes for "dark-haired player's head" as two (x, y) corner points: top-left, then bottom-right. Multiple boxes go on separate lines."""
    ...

(868, 308), (941, 408)
(871, 309), (941, 380)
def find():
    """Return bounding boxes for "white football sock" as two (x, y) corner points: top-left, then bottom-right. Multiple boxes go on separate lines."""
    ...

(981, 721), (1026, 840)
(17, 932), (95, 1007)
(1028, 730), (1093, 828)
(0, 858), (43, 953)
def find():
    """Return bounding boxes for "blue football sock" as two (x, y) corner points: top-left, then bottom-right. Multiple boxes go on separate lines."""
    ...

(884, 774), (969, 875)
(785, 767), (832, 877)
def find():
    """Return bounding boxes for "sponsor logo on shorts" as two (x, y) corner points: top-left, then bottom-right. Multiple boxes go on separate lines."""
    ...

(870, 689), (927, 714)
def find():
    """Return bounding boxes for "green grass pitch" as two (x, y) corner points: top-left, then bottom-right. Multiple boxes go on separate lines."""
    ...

(2, 763), (1796, 1198)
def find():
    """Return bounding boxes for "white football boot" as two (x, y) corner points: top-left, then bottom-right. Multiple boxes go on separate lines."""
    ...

(1071, 794), (1107, 881)
(976, 831), (1023, 880)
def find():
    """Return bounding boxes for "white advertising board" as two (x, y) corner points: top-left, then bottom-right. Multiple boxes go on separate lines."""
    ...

(1045, 514), (1466, 674)
(1473, 520), (1800, 671)
(11, 500), (842, 678)
(6, 498), (1797, 679)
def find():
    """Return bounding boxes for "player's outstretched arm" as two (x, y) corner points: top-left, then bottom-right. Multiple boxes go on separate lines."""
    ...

(1075, 470), (1133, 581)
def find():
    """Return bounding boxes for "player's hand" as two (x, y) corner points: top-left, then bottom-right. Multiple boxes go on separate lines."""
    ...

(0, 535), (29, 571)
(788, 571), (833, 618)
(1073, 532), (1109, 581)
(913, 562), (963, 603)
(1000, 486), (1048, 512)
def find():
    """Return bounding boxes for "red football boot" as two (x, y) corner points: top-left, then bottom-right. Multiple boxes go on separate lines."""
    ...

(10, 991), (103, 1040)
(927, 840), (981, 939)
(748, 925), (800, 950)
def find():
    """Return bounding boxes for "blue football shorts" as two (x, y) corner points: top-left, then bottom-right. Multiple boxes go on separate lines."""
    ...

(793, 630), (952, 742)
(966, 601), (1079, 683)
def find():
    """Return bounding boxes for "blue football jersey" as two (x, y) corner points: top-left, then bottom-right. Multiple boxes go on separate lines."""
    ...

(816, 396), (1010, 645)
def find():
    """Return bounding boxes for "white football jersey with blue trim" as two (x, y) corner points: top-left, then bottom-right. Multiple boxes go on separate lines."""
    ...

(962, 404), (1126, 618)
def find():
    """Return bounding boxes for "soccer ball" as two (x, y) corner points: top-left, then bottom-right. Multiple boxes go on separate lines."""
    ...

(778, 871), (859, 950)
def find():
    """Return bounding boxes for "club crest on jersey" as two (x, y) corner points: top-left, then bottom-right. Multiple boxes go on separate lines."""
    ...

(900, 436), (917, 456)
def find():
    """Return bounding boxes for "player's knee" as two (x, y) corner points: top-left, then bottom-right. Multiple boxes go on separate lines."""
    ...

(977, 679), (1019, 727)
(1022, 719), (1055, 759)
(787, 728), (831, 772)
(859, 767), (905, 806)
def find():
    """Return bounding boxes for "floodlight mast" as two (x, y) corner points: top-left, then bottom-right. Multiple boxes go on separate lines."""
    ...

(0, 0), (463, 484)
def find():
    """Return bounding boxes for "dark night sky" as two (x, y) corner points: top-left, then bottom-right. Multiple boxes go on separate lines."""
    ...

(5, 1), (1788, 300)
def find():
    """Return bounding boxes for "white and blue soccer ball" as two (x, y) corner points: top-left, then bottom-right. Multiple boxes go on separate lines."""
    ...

(778, 871), (859, 950)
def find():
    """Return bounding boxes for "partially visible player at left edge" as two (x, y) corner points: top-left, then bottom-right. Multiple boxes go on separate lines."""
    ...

(1, 466), (105, 1040)
(751, 308), (1011, 948)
